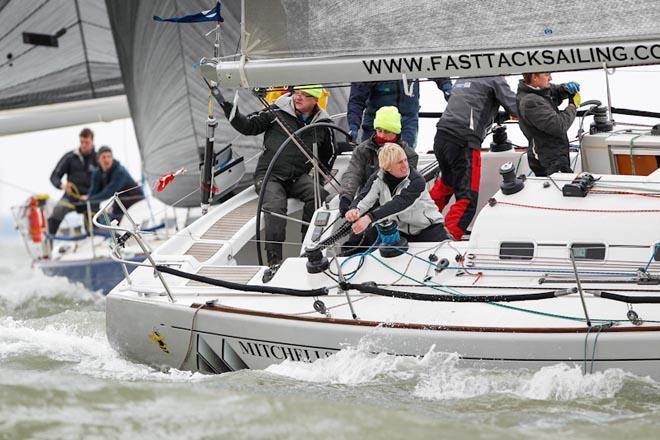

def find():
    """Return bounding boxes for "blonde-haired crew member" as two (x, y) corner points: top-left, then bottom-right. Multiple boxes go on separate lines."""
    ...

(345, 143), (449, 242)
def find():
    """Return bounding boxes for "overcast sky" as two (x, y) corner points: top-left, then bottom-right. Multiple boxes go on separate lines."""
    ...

(1, 67), (659, 239)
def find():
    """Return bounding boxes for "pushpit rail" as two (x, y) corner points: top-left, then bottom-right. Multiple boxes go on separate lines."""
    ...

(92, 194), (175, 302)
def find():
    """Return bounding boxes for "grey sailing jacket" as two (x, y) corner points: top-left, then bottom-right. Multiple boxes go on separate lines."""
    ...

(353, 168), (443, 236)
(339, 137), (418, 203)
(436, 76), (518, 147)
(516, 80), (576, 175)
(224, 94), (334, 182)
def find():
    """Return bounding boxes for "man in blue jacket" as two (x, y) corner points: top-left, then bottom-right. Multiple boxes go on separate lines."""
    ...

(347, 78), (452, 148)
(81, 146), (144, 222)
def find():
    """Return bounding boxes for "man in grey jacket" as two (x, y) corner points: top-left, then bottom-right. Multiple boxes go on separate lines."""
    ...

(215, 85), (334, 266)
(516, 72), (579, 176)
(429, 76), (518, 240)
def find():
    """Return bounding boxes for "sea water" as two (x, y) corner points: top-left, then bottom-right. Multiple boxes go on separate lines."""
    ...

(2, 241), (660, 440)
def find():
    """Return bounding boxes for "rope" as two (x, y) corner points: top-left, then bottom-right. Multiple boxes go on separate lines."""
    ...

(588, 189), (660, 198)
(492, 199), (660, 213)
(364, 253), (660, 324)
(155, 264), (329, 297)
(343, 281), (569, 303)
(628, 134), (643, 175)
(179, 302), (208, 370)
(583, 322), (615, 375)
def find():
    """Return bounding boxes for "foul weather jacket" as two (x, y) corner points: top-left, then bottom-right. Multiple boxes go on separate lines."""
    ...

(50, 148), (97, 197)
(88, 160), (143, 203)
(353, 169), (443, 236)
(516, 81), (576, 175)
(436, 76), (518, 147)
(347, 79), (452, 147)
(223, 94), (334, 183)
(340, 136), (418, 203)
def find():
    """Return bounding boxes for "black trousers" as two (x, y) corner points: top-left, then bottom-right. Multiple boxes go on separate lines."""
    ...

(259, 174), (327, 264)
(430, 131), (481, 240)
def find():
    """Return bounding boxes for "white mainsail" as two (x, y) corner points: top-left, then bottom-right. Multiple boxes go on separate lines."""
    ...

(205, 0), (660, 87)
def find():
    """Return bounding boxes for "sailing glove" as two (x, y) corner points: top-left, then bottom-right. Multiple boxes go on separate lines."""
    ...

(339, 196), (352, 217)
(211, 86), (234, 116)
(562, 81), (580, 95)
(349, 126), (359, 142)
(569, 92), (582, 107)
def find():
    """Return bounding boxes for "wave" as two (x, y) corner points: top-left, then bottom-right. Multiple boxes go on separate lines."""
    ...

(0, 264), (102, 319)
(0, 314), (208, 383)
(266, 338), (648, 401)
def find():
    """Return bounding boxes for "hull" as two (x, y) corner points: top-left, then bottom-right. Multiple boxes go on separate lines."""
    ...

(106, 293), (660, 378)
(37, 257), (141, 295)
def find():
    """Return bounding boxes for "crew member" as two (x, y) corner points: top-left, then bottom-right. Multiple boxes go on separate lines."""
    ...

(347, 78), (452, 148)
(214, 85), (335, 267)
(82, 146), (144, 222)
(347, 143), (448, 242)
(429, 76), (518, 240)
(517, 72), (579, 176)
(47, 127), (97, 235)
(339, 106), (418, 216)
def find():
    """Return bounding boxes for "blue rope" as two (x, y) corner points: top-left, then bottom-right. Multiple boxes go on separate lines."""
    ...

(644, 244), (659, 272)
(340, 240), (379, 281)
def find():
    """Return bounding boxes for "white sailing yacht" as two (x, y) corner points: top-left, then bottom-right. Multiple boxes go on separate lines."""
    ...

(100, 1), (660, 378)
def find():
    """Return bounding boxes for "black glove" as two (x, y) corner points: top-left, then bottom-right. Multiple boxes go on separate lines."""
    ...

(339, 196), (352, 217)
(494, 110), (510, 125)
(211, 86), (234, 116)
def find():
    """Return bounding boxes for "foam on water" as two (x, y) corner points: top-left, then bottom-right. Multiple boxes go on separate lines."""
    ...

(0, 264), (100, 318)
(0, 315), (207, 383)
(267, 338), (637, 402)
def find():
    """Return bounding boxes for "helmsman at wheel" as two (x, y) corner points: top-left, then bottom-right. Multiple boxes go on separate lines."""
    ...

(215, 85), (335, 267)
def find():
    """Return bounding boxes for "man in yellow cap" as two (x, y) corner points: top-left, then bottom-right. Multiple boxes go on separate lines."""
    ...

(338, 105), (418, 254)
(214, 84), (335, 266)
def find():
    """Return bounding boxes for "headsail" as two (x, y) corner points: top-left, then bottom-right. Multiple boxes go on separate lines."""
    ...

(204, 0), (660, 87)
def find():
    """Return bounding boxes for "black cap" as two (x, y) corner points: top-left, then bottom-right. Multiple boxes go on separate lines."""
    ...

(97, 145), (112, 155)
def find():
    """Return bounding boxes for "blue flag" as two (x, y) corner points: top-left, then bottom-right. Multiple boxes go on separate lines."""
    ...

(153, 2), (224, 23)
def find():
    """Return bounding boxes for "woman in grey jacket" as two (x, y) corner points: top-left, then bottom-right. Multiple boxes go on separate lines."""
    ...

(346, 143), (449, 242)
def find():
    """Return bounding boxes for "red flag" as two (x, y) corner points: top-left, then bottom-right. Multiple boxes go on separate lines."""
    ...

(156, 167), (186, 192)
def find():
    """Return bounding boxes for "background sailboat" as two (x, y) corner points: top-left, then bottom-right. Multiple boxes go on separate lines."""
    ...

(0, 0), (128, 134)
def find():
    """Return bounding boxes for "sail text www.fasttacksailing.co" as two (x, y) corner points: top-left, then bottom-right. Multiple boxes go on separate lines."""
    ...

(362, 44), (660, 76)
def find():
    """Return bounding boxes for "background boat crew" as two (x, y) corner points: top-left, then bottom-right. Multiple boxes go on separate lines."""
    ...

(346, 143), (449, 242)
(347, 78), (452, 148)
(214, 85), (335, 267)
(47, 127), (98, 235)
(516, 73), (580, 176)
(81, 146), (144, 223)
(429, 76), (518, 240)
